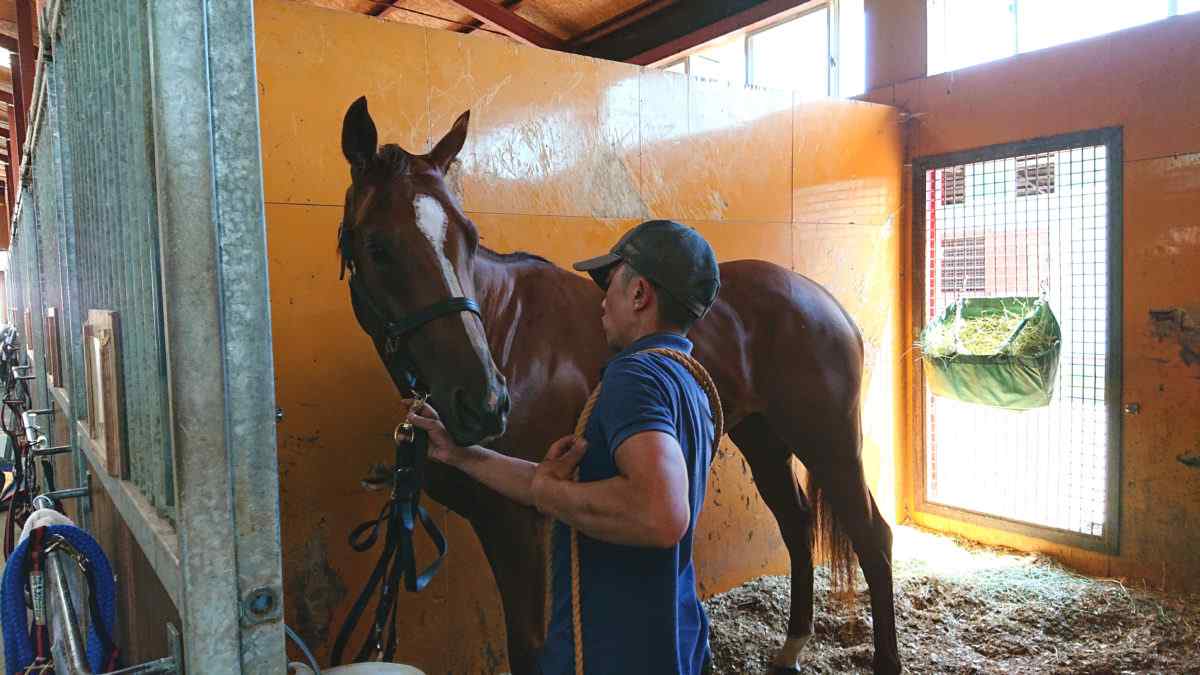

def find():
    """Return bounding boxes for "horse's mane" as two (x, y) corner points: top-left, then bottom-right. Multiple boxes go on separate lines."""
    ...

(477, 247), (551, 266)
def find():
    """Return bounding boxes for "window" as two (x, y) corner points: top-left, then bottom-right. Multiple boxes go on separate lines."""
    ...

(1015, 154), (1055, 197)
(941, 166), (966, 206)
(687, 32), (746, 85)
(662, 60), (686, 75)
(939, 236), (985, 293)
(928, 0), (1200, 76)
(748, 8), (830, 98)
(917, 130), (1122, 550)
(657, 0), (866, 98)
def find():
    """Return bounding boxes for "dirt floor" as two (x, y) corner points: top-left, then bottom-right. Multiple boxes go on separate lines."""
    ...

(703, 526), (1200, 674)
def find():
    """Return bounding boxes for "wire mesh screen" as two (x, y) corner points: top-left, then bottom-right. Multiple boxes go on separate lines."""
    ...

(923, 143), (1112, 538)
(52, 0), (174, 515)
(34, 67), (68, 396)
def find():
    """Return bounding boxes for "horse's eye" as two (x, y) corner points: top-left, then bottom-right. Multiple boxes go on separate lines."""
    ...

(365, 238), (390, 264)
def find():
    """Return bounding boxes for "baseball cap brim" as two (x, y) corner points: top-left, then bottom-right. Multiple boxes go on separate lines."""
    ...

(571, 252), (622, 273)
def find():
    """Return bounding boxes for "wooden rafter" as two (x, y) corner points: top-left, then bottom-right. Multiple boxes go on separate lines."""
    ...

(581, 0), (813, 64)
(458, 0), (522, 34)
(444, 0), (563, 48)
(14, 0), (33, 104)
(569, 0), (677, 46)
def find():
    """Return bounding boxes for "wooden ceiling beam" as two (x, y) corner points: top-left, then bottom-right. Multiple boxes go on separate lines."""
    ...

(580, 0), (813, 64)
(14, 0), (32, 98)
(458, 0), (521, 34)
(445, 0), (563, 48)
(0, 34), (14, 53)
(568, 0), (677, 47)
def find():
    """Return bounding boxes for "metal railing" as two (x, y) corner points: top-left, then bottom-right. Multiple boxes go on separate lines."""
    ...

(45, 540), (180, 674)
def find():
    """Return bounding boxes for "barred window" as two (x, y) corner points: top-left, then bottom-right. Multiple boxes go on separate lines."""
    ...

(1016, 153), (1055, 196)
(940, 235), (985, 293)
(941, 165), (966, 205)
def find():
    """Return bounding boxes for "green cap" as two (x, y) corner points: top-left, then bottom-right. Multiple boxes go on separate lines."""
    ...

(573, 220), (720, 319)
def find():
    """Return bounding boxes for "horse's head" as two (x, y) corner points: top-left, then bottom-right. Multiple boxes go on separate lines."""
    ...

(338, 96), (509, 446)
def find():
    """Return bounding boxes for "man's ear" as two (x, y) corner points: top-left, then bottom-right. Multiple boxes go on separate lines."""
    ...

(632, 277), (650, 308)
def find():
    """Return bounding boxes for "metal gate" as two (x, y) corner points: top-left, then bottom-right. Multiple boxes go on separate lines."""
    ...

(912, 128), (1123, 553)
(4, 0), (285, 671)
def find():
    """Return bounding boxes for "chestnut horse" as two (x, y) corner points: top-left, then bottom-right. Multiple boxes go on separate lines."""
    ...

(336, 96), (899, 674)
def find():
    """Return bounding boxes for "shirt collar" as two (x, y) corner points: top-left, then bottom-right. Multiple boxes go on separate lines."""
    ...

(614, 331), (693, 360)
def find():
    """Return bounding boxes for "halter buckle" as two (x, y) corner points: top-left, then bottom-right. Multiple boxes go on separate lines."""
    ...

(393, 392), (429, 447)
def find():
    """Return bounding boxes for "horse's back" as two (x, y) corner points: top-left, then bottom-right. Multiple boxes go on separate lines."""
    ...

(690, 259), (864, 426)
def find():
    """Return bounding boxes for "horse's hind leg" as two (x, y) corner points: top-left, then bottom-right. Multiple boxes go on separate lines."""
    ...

(730, 414), (815, 673)
(809, 423), (900, 675)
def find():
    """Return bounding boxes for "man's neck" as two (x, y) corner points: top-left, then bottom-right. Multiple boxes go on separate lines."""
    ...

(622, 326), (684, 349)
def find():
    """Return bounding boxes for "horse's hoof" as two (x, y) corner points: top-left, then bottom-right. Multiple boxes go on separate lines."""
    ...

(872, 659), (902, 675)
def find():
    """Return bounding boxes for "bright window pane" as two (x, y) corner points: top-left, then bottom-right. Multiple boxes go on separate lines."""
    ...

(927, 0), (1016, 75)
(1017, 1), (1166, 53)
(1180, 0), (1200, 13)
(748, 8), (829, 98)
(839, 0), (866, 97)
(663, 60), (686, 74)
(687, 33), (746, 86)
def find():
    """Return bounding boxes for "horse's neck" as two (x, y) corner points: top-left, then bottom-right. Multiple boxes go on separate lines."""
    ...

(471, 255), (540, 361)
(470, 253), (601, 369)
(471, 255), (521, 325)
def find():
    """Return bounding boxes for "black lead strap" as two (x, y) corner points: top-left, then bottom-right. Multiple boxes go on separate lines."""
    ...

(331, 425), (448, 666)
(334, 252), (477, 665)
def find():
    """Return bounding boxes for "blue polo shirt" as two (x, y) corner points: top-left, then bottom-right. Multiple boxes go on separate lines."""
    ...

(538, 332), (715, 675)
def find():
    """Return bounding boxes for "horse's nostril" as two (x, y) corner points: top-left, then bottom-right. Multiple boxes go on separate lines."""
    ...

(454, 388), (483, 429)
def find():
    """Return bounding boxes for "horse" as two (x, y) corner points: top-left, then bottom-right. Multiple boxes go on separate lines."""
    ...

(335, 96), (900, 675)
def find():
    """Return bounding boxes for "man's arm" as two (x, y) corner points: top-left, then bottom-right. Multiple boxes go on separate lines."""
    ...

(410, 402), (690, 548)
(533, 430), (691, 549)
(439, 444), (540, 506)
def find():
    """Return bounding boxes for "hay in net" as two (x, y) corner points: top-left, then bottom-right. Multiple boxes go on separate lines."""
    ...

(918, 304), (1057, 358)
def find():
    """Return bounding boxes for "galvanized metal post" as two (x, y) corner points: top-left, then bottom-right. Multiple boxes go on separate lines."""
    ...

(147, 0), (285, 671)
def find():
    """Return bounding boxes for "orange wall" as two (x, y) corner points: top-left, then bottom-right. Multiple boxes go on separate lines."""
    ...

(255, 0), (902, 670)
(862, 12), (1200, 590)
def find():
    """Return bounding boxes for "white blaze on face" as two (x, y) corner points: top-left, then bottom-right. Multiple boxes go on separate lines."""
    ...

(413, 194), (463, 296)
(412, 194), (494, 373)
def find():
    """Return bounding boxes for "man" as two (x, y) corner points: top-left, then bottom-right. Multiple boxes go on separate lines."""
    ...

(409, 219), (721, 674)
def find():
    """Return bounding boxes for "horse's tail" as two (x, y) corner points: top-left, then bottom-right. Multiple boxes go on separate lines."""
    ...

(807, 471), (857, 596)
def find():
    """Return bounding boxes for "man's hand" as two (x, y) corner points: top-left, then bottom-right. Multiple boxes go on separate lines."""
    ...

(531, 435), (587, 515)
(406, 400), (468, 465)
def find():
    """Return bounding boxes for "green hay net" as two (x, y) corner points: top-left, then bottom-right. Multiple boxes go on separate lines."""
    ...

(918, 297), (1062, 410)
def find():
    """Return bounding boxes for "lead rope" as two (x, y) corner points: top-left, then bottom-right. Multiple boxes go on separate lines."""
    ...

(543, 348), (724, 675)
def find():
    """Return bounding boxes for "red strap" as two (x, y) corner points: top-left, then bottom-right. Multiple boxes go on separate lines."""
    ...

(27, 527), (50, 662)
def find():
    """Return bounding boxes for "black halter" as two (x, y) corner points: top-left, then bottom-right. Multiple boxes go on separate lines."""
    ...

(335, 264), (469, 664)
(346, 271), (481, 393)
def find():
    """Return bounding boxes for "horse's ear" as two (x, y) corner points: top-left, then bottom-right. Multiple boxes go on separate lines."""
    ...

(428, 110), (470, 173)
(342, 96), (378, 172)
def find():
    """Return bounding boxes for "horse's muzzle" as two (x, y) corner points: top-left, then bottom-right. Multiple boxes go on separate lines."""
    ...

(449, 385), (509, 446)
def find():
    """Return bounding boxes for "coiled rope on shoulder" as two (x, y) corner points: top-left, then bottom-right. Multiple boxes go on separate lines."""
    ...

(543, 348), (723, 675)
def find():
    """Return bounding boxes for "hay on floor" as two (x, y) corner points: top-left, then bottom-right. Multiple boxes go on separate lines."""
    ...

(703, 526), (1200, 674)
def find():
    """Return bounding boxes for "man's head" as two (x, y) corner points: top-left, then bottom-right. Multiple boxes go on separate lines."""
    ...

(573, 220), (720, 351)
